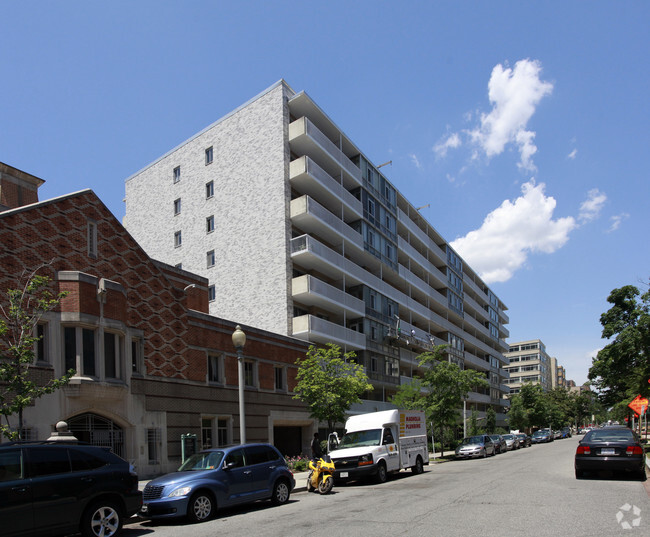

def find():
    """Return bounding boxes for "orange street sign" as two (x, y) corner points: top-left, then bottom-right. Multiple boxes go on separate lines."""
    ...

(628, 395), (649, 415)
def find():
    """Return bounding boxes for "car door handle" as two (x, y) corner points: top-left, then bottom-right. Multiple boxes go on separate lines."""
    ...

(12, 486), (30, 494)
(244, 471), (252, 475)
(268, 465), (277, 469)
(81, 477), (94, 482)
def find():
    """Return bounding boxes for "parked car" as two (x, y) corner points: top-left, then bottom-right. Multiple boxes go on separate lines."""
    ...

(488, 434), (507, 454)
(531, 430), (553, 444)
(141, 443), (295, 523)
(575, 426), (646, 480)
(0, 441), (142, 537)
(501, 434), (520, 450)
(561, 427), (572, 438)
(553, 430), (562, 440)
(455, 435), (496, 459)
(515, 433), (531, 448)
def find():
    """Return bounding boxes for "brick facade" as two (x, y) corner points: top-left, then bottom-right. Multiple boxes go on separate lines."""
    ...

(0, 172), (312, 476)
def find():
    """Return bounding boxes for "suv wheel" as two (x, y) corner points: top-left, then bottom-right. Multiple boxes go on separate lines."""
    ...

(187, 491), (214, 523)
(81, 500), (123, 537)
(271, 478), (291, 505)
(375, 461), (388, 484)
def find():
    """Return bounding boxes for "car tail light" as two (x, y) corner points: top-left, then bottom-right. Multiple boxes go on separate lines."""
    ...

(576, 445), (590, 455)
(626, 446), (643, 455)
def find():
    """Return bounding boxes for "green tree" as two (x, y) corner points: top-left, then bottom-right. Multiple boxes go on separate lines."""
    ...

(294, 343), (373, 431)
(518, 383), (549, 429)
(391, 346), (488, 456)
(485, 406), (496, 433)
(507, 394), (528, 432)
(0, 270), (73, 440)
(589, 284), (650, 408)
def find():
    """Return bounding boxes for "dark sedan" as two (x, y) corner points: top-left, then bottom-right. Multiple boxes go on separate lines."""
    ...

(574, 426), (646, 480)
(516, 433), (531, 447)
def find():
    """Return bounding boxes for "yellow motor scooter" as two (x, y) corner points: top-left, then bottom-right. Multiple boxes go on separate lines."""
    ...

(306, 455), (335, 494)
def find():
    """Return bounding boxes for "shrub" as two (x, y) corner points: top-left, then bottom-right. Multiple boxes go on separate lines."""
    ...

(285, 455), (310, 472)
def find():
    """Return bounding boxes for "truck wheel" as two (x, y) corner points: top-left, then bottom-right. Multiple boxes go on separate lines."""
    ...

(411, 456), (424, 474)
(375, 461), (387, 484)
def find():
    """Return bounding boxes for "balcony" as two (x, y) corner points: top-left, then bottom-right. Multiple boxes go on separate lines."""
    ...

(289, 117), (361, 189)
(397, 236), (447, 288)
(290, 156), (362, 221)
(397, 264), (447, 310)
(292, 274), (365, 317)
(292, 314), (366, 349)
(290, 195), (363, 253)
(397, 208), (447, 264)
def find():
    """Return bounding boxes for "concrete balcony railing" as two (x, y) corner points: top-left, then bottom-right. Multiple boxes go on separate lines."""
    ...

(397, 236), (447, 288)
(292, 314), (366, 349)
(290, 195), (364, 252)
(292, 274), (365, 317)
(397, 264), (448, 310)
(397, 208), (447, 264)
(289, 117), (362, 187)
(290, 156), (363, 220)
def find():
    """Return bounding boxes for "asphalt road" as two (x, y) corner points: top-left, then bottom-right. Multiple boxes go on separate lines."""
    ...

(123, 436), (649, 537)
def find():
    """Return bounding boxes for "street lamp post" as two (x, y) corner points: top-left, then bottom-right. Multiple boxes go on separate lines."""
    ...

(232, 325), (247, 444)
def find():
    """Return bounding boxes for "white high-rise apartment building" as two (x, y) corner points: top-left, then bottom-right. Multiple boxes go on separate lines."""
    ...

(504, 339), (553, 394)
(124, 81), (511, 420)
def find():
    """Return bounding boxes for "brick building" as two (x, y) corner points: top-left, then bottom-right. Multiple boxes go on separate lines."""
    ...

(0, 162), (312, 477)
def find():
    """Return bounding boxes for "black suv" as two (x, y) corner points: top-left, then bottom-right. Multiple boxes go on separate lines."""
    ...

(0, 441), (142, 537)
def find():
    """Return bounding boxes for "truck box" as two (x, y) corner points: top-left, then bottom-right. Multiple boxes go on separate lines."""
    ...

(328, 409), (428, 483)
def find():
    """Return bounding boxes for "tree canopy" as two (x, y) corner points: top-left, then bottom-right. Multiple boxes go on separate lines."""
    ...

(588, 284), (650, 408)
(0, 271), (73, 440)
(391, 346), (488, 454)
(293, 343), (373, 431)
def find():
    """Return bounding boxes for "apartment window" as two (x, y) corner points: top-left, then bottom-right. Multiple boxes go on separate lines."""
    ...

(206, 180), (214, 199)
(131, 337), (143, 374)
(87, 220), (98, 258)
(147, 428), (160, 464)
(205, 146), (213, 165)
(201, 418), (214, 449)
(173, 166), (181, 183)
(35, 323), (48, 363)
(63, 326), (96, 376)
(174, 231), (182, 248)
(274, 367), (285, 391)
(207, 250), (215, 268)
(207, 354), (221, 383)
(244, 361), (256, 387)
(206, 215), (215, 233)
(103, 332), (121, 379)
(217, 418), (229, 446)
(208, 285), (216, 302)
(173, 198), (181, 215)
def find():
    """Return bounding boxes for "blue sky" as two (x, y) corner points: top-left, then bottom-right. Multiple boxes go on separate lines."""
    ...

(2, 2), (648, 385)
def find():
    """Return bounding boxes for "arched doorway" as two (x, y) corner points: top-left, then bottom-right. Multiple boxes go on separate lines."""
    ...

(67, 413), (125, 458)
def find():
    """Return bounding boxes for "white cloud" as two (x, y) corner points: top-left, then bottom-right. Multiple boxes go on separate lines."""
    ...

(433, 132), (461, 158)
(607, 212), (630, 233)
(578, 188), (607, 223)
(467, 59), (553, 171)
(409, 153), (423, 170)
(567, 148), (578, 159)
(450, 180), (576, 283)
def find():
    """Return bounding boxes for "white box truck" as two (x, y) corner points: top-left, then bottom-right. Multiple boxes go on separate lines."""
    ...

(328, 409), (428, 483)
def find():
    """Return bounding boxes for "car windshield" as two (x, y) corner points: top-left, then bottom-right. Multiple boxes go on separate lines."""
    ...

(532, 431), (545, 436)
(461, 436), (484, 445)
(586, 429), (634, 443)
(335, 429), (382, 449)
(178, 451), (225, 471)
(502, 435), (513, 440)
(489, 435), (500, 440)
